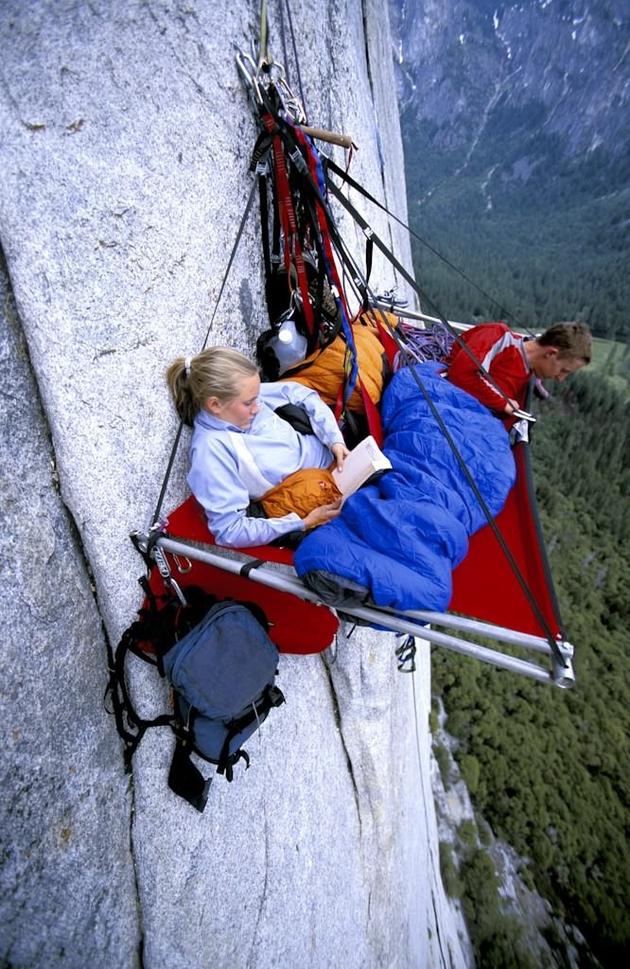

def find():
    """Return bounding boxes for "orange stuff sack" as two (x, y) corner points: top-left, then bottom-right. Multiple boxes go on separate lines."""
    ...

(286, 313), (397, 413)
(260, 467), (342, 519)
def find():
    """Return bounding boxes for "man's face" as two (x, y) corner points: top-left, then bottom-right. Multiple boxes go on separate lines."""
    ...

(534, 349), (585, 382)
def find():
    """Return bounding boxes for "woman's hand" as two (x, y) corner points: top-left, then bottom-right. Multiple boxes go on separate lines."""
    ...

(331, 442), (350, 471)
(302, 499), (343, 530)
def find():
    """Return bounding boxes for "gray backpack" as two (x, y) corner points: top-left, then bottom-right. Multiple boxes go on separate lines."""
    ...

(108, 588), (285, 812)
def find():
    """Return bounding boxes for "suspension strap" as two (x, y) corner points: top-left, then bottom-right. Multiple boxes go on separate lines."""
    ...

(323, 155), (533, 336)
(289, 124), (382, 436)
(262, 113), (315, 341)
(258, 173), (272, 279)
(325, 177), (520, 413)
(255, 96), (377, 434)
(279, 0), (307, 117)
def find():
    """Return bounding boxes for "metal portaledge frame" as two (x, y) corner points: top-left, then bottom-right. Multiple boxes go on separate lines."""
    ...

(134, 533), (575, 688)
(372, 301), (535, 340)
(390, 609), (574, 659)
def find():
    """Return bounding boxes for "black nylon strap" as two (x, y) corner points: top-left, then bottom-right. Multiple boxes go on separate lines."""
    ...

(323, 155), (533, 336)
(364, 236), (374, 291)
(259, 173), (272, 280)
(216, 685), (285, 776)
(326, 178), (517, 411)
(168, 740), (212, 812)
(280, 0), (307, 116)
(239, 558), (265, 578)
(106, 631), (175, 768)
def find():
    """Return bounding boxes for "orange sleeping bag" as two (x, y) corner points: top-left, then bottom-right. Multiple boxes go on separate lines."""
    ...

(286, 312), (398, 413)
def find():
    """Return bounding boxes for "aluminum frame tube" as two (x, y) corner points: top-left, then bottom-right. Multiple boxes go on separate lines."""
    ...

(387, 608), (574, 659)
(140, 534), (573, 687)
(373, 301), (532, 339)
(372, 301), (469, 330)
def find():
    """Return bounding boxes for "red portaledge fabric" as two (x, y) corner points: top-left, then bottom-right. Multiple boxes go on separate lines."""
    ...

(451, 441), (565, 641)
(146, 435), (563, 657)
(146, 497), (339, 655)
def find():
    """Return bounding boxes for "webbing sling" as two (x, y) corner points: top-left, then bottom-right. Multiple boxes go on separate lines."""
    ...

(262, 113), (315, 341)
(255, 97), (362, 395)
(270, 107), (384, 435)
(291, 124), (382, 439)
(257, 100), (380, 437)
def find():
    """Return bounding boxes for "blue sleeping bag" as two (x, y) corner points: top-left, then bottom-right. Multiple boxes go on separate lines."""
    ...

(293, 362), (516, 612)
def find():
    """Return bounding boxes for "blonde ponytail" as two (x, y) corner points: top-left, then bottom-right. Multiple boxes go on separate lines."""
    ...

(166, 347), (258, 426)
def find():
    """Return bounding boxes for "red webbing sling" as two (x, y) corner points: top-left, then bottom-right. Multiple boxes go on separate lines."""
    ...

(262, 112), (316, 341)
(291, 124), (383, 444)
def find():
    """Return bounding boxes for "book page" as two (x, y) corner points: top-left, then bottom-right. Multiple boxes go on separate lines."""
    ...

(332, 436), (392, 497)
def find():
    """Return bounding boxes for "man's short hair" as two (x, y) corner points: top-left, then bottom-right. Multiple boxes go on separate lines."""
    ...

(537, 322), (592, 362)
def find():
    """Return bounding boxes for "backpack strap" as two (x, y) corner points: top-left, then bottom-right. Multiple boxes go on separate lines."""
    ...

(168, 727), (213, 813)
(166, 708), (251, 811)
(105, 624), (174, 770)
(215, 685), (285, 779)
(106, 577), (202, 769)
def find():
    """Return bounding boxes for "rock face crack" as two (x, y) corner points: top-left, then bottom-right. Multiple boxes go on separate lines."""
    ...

(360, 0), (400, 282)
(247, 801), (270, 969)
(0, 245), (143, 967)
(322, 655), (362, 833)
(360, 0), (384, 180)
(129, 787), (147, 969)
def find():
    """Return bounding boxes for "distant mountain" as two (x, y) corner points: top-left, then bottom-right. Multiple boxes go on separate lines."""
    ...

(390, 0), (630, 340)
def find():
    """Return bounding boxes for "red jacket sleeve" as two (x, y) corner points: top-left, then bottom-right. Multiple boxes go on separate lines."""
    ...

(447, 324), (529, 412)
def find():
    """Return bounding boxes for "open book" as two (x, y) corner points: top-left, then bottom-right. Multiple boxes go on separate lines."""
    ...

(332, 435), (392, 499)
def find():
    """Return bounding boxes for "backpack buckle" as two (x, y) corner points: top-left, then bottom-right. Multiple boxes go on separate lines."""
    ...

(267, 685), (285, 708)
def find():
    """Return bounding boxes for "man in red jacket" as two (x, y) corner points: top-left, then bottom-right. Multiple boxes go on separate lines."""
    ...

(446, 320), (592, 417)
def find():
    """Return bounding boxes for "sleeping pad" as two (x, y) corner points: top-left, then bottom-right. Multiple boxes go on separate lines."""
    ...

(293, 362), (516, 612)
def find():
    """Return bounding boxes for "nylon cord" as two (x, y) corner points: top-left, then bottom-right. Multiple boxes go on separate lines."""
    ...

(279, 0), (307, 116)
(326, 176), (528, 408)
